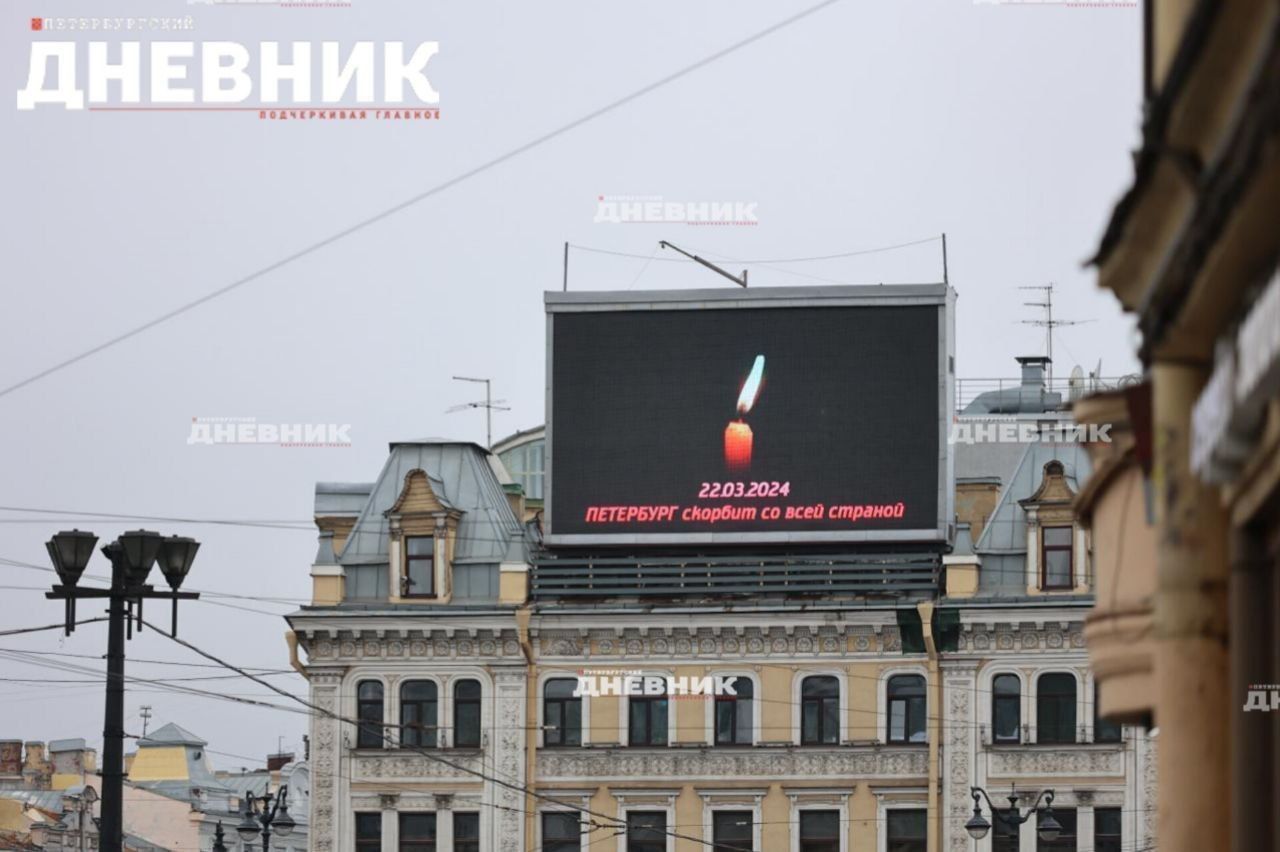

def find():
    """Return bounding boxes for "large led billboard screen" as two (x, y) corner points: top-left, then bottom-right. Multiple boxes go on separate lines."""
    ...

(545, 285), (954, 545)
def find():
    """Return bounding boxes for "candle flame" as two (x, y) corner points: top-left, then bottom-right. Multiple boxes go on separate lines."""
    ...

(736, 355), (765, 415)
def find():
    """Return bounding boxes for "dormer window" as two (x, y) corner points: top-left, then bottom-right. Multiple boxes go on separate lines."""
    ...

(1041, 527), (1074, 589)
(404, 536), (436, 597)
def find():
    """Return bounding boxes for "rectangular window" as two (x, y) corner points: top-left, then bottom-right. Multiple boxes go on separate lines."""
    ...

(801, 676), (840, 745)
(355, 813), (381, 852)
(1036, 809), (1076, 852)
(887, 809), (926, 852)
(992, 810), (1019, 852)
(1094, 807), (1121, 852)
(454, 812), (479, 852)
(454, 680), (482, 748)
(714, 678), (753, 745)
(712, 811), (753, 852)
(798, 810), (839, 852)
(629, 693), (669, 747)
(398, 813), (436, 852)
(626, 811), (666, 852)
(542, 812), (581, 852)
(404, 535), (435, 597)
(1041, 527), (1073, 589)
(1093, 684), (1122, 743)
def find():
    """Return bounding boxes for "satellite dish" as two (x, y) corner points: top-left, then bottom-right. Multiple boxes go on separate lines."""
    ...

(1068, 365), (1085, 401)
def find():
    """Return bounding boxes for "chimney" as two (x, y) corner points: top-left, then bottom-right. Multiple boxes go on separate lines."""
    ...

(1016, 356), (1051, 388)
(266, 752), (294, 772)
(0, 741), (22, 776)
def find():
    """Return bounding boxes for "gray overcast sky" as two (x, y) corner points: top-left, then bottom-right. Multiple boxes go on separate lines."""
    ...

(1, 0), (1140, 766)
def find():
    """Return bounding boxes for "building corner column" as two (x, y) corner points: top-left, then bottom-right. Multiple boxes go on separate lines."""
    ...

(1151, 362), (1230, 852)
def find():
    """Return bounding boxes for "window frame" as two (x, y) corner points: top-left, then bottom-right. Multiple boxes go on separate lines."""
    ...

(541, 810), (583, 852)
(453, 678), (483, 748)
(992, 673), (1022, 744)
(400, 679), (439, 748)
(797, 808), (841, 852)
(1094, 806), (1122, 852)
(354, 812), (382, 852)
(1093, 682), (1122, 743)
(886, 674), (927, 745)
(403, 534), (437, 598)
(1035, 673), (1078, 745)
(628, 690), (670, 747)
(355, 680), (385, 749)
(1040, 525), (1074, 590)
(885, 807), (927, 852)
(453, 811), (480, 852)
(1036, 807), (1076, 852)
(624, 810), (668, 852)
(714, 676), (754, 746)
(800, 675), (841, 746)
(710, 809), (754, 852)
(398, 812), (437, 852)
(543, 677), (583, 748)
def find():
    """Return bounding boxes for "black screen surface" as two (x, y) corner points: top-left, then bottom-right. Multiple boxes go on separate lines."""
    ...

(549, 304), (941, 538)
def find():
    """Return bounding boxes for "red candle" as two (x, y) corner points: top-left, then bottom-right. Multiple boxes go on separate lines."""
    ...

(724, 419), (753, 473)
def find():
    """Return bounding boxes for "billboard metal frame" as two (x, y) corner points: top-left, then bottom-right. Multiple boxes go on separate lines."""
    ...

(543, 283), (956, 547)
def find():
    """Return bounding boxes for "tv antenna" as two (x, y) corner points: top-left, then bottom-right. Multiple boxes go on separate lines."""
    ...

(659, 241), (748, 288)
(1019, 283), (1093, 386)
(447, 376), (510, 449)
(139, 706), (153, 738)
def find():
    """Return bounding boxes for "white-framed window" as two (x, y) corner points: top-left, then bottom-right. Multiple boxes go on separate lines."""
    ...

(1034, 671), (1079, 745)
(705, 671), (759, 746)
(876, 666), (928, 745)
(619, 672), (674, 747)
(539, 671), (587, 748)
(793, 671), (847, 745)
(785, 791), (849, 852)
(615, 792), (678, 852)
(699, 790), (765, 852)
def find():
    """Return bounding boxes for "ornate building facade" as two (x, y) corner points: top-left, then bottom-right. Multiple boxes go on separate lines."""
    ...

(288, 367), (1152, 852)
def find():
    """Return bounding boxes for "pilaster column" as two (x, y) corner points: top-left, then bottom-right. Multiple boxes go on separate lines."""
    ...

(492, 668), (527, 852)
(941, 666), (977, 852)
(1151, 362), (1230, 852)
(310, 668), (346, 852)
(434, 794), (453, 849)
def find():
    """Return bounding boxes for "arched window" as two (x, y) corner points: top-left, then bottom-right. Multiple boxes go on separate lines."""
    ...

(543, 678), (582, 747)
(887, 675), (926, 744)
(714, 676), (753, 745)
(400, 681), (438, 748)
(355, 680), (384, 749)
(454, 679), (482, 748)
(801, 676), (840, 745)
(1037, 673), (1077, 744)
(992, 674), (1021, 743)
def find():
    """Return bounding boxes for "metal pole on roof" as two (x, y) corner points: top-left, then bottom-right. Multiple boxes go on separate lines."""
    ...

(563, 241), (569, 292)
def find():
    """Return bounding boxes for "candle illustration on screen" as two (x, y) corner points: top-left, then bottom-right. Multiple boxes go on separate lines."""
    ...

(724, 355), (765, 473)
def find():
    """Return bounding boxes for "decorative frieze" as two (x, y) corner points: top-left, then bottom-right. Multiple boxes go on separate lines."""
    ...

(536, 747), (927, 782)
(986, 746), (1125, 777)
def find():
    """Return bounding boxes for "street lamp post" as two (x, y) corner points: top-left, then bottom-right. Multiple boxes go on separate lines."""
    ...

(44, 529), (201, 852)
(236, 787), (296, 851)
(964, 785), (1062, 843)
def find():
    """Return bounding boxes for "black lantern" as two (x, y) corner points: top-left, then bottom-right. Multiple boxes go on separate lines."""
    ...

(46, 530), (98, 587)
(965, 786), (1060, 843)
(158, 536), (200, 590)
(117, 529), (163, 586)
